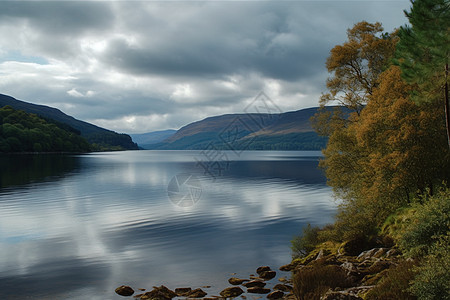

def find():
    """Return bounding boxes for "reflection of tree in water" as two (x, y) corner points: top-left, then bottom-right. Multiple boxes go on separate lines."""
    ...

(0, 154), (81, 188)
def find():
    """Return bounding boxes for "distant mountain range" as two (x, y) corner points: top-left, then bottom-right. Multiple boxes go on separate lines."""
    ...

(130, 130), (177, 148)
(0, 94), (138, 150)
(138, 107), (329, 151)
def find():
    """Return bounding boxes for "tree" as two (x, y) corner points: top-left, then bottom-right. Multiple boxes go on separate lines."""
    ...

(320, 21), (397, 115)
(395, 0), (450, 147)
(323, 66), (450, 240)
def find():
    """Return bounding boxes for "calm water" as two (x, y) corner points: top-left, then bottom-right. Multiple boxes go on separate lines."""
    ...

(0, 150), (335, 299)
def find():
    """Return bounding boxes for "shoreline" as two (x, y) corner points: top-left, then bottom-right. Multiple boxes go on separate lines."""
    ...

(116, 241), (404, 300)
(116, 265), (295, 299)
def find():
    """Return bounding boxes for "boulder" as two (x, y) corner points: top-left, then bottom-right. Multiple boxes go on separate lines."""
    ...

(188, 288), (207, 298)
(175, 288), (192, 297)
(259, 270), (276, 280)
(115, 285), (134, 296)
(247, 287), (271, 294)
(357, 248), (379, 261)
(267, 290), (284, 299)
(242, 280), (266, 288)
(256, 266), (271, 275)
(273, 284), (292, 292)
(228, 277), (249, 285)
(365, 260), (392, 274)
(340, 261), (359, 276)
(385, 248), (400, 258)
(140, 285), (177, 300)
(279, 263), (295, 272)
(219, 286), (244, 298)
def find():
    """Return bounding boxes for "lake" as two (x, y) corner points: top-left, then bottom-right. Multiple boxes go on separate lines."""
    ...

(0, 150), (335, 299)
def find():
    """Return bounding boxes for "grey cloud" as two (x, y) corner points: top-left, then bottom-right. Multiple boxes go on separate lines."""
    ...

(100, 2), (335, 81)
(0, 2), (114, 36)
(0, 1), (410, 133)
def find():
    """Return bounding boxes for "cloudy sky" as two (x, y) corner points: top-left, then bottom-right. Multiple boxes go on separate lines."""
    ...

(0, 1), (410, 134)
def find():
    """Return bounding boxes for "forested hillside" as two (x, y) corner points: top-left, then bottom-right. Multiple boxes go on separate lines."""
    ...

(0, 94), (138, 150)
(0, 106), (90, 153)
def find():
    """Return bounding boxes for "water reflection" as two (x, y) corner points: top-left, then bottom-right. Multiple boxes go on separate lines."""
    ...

(0, 151), (334, 299)
(0, 154), (81, 189)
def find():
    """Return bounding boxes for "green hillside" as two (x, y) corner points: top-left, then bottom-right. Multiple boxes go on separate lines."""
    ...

(0, 105), (90, 153)
(0, 94), (138, 150)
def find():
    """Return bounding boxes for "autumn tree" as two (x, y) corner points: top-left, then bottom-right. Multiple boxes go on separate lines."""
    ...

(395, 0), (450, 147)
(320, 21), (397, 114)
(312, 21), (397, 138)
(327, 66), (450, 240)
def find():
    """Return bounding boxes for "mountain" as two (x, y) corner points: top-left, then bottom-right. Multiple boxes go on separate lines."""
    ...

(146, 107), (332, 150)
(0, 94), (138, 150)
(130, 129), (176, 148)
(0, 105), (91, 153)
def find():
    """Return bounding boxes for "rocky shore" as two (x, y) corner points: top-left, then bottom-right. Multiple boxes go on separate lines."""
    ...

(115, 265), (294, 299)
(116, 241), (403, 300)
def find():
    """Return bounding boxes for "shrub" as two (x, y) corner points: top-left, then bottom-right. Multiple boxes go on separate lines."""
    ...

(292, 259), (353, 300)
(365, 260), (417, 300)
(399, 188), (450, 257)
(409, 235), (450, 300)
(291, 224), (321, 258)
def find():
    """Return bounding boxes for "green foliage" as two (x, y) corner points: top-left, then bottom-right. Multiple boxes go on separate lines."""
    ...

(395, 0), (450, 145)
(409, 236), (450, 300)
(395, 0), (449, 103)
(398, 188), (450, 257)
(86, 132), (137, 151)
(381, 189), (450, 299)
(291, 224), (321, 258)
(0, 105), (91, 153)
(365, 260), (417, 300)
(292, 259), (353, 300)
(318, 65), (450, 243)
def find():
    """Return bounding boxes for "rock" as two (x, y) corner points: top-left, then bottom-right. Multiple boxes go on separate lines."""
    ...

(373, 248), (389, 258)
(256, 266), (271, 275)
(228, 277), (249, 285)
(175, 288), (192, 296)
(385, 248), (400, 258)
(188, 288), (207, 298)
(316, 249), (325, 260)
(272, 284), (292, 292)
(267, 290), (284, 299)
(357, 248), (379, 260)
(219, 287), (244, 298)
(140, 285), (177, 300)
(340, 261), (359, 276)
(366, 260), (391, 274)
(279, 263), (295, 272)
(278, 277), (288, 283)
(247, 287), (271, 294)
(243, 280), (266, 288)
(357, 248), (390, 261)
(259, 270), (276, 280)
(138, 288), (146, 291)
(115, 285), (135, 297)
